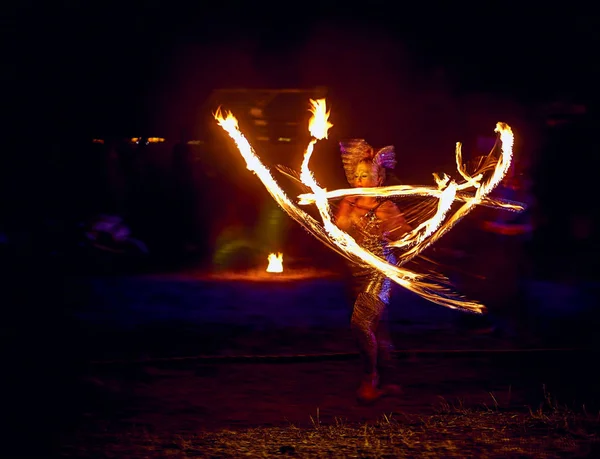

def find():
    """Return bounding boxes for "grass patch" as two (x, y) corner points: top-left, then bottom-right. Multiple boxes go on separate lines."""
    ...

(61, 392), (599, 458)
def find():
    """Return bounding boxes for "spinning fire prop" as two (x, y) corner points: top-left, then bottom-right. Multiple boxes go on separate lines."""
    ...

(215, 99), (523, 313)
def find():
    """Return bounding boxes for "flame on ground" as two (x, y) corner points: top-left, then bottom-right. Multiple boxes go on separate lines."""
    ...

(266, 252), (283, 273)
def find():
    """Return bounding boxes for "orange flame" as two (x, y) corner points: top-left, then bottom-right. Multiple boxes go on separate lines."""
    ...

(308, 98), (333, 140)
(266, 252), (283, 273)
(386, 123), (514, 269)
(214, 100), (518, 314)
(298, 186), (524, 212)
(296, 99), (484, 312)
(213, 107), (355, 265)
(296, 121), (517, 267)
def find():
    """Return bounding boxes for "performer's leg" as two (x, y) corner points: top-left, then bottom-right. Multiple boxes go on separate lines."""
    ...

(375, 308), (402, 396)
(350, 292), (385, 402)
(376, 324), (393, 363)
(375, 308), (394, 374)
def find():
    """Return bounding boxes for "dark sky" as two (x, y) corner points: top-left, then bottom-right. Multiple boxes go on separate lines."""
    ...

(4, 2), (598, 138)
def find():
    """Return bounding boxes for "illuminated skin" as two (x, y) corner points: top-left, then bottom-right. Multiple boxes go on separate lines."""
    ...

(335, 159), (410, 402)
(336, 161), (411, 241)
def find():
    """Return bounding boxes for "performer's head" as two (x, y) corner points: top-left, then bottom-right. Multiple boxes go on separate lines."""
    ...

(352, 160), (382, 188)
(339, 139), (396, 188)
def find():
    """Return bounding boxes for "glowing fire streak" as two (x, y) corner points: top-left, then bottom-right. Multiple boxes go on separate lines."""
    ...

(307, 98), (333, 140)
(215, 100), (516, 313)
(266, 252), (283, 273)
(214, 106), (474, 310)
(456, 142), (483, 189)
(214, 108), (357, 264)
(295, 114), (516, 267)
(297, 100), (484, 312)
(391, 181), (457, 249)
(299, 109), (421, 285)
(391, 122), (514, 268)
(387, 124), (513, 260)
(297, 186), (525, 212)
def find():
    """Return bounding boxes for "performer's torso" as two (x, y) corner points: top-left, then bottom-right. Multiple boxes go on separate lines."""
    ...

(348, 200), (395, 303)
(347, 199), (386, 251)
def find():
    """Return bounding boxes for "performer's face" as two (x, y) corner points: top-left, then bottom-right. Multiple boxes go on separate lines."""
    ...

(352, 161), (382, 188)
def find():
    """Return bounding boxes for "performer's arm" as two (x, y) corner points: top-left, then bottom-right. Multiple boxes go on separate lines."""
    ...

(378, 201), (411, 240)
(334, 197), (356, 231)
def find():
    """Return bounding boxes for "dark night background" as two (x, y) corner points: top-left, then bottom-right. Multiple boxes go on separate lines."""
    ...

(2, 2), (599, 274)
(1, 1), (600, 455)
(4, 2), (599, 134)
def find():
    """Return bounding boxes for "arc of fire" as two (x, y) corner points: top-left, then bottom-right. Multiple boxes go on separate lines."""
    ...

(215, 99), (518, 314)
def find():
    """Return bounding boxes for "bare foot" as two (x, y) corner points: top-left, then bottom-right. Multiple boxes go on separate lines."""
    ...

(356, 381), (383, 404)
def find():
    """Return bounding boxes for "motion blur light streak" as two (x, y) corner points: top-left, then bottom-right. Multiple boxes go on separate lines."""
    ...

(390, 122), (514, 268)
(298, 186), (524, 213)
(214, 107), (355, 264)
(215, 99), (520, 313)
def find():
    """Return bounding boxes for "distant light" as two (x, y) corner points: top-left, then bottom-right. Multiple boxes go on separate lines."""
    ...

(129, 137), (165, 145)
(187, 140), (205, 145)
(254, 120), (268, 126)
(277, 137), (292, 143)
(256, 136), (270, 142)
(92, 138), (104, 144)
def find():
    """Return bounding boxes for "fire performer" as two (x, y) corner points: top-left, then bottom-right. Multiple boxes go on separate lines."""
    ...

(215, 101), (519, 402)
(334, 139), (411, 403)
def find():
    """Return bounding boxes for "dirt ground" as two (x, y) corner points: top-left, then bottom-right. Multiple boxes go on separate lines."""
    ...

(79, 351), (597, 433)
(3, 271), (599, 457)
(48, 348), (596, 459)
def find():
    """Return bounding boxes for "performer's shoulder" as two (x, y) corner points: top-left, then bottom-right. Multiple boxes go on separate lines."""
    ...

(377, 200), (401, 214)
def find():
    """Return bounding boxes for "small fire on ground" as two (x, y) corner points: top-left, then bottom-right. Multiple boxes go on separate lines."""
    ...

(266, 252), (283, 273)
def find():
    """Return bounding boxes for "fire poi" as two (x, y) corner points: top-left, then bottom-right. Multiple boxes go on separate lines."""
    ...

(214, 99), (524, 314)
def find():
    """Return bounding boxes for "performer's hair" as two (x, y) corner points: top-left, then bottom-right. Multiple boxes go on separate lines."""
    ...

(339, 139), (396, 184)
